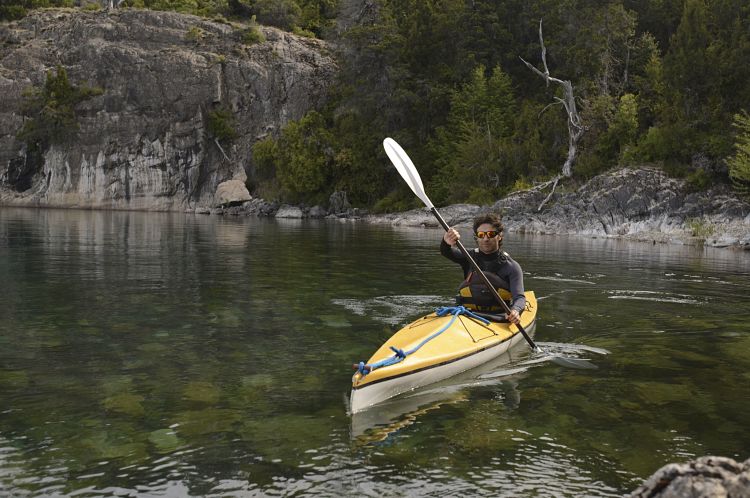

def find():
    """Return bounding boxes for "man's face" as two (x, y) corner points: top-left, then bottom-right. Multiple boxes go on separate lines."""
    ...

(475, 223), (501, 254)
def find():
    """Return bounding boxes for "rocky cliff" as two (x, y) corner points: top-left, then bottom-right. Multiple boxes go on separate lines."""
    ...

(366, 167), (750, 249)
(0, 9), (336, 210)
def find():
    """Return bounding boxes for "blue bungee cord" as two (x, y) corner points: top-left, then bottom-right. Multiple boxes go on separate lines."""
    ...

(355, 306), (490, 377)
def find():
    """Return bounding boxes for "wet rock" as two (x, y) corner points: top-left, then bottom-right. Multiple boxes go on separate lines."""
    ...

(223, 203), (250, 216)
(706, 236), (739, 248)
(214, 179), (251, 207)
(244, 198), (278, 216)
(629, 456), (750, 498)
(275, 205), (304, 218)
(308, 205), (327, 218)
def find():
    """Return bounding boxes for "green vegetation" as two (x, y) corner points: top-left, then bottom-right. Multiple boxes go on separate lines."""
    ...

(0, 0), (73, 21)
(686, 218), (716, 238)
(728, 111), (750, 198)
(185, 25), (204, 42)
(206, 107), (237, 143)
(238, 17), (265, 45)
(17, 66), (103, 152)
(5, 0), (750, 208)
(252, 0), (750, 208)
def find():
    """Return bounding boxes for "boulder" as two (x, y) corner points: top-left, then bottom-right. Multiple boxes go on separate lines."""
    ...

(275, 205), (304, 218)
(629, 456), (750, 498)
(308, 205), (327, 218)
(214, 179), (251, 207)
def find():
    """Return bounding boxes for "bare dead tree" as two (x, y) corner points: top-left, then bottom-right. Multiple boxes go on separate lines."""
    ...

(105, 0), (125, 11)
(519, 19), (584, 211)
(214, 138), (231, 163)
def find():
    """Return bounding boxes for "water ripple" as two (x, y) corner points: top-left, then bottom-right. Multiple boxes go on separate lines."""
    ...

(331, 295), (448, 326)
(605, 290), (702, 304)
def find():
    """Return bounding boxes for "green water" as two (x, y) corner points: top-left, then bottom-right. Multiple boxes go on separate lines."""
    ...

(1, 207), (749, 496)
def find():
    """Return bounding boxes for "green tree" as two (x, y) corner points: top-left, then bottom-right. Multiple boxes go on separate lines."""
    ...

(431, 65), (516, 205)
(206, 107), (237, 144)
(17, 66), (102, 151)
(257, 111), (335, 204)
(727, 111), (750, 198)
(0, 0), (73, 21)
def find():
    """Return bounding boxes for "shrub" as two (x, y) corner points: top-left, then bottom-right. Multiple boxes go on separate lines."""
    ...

(206, 107), (237, 143)
(253, 0), (300, 31)
(686, 218), (715, 238)
(17, 66), (103, 150)
(185, 26), (204, 42)
(239, 17), (265, 45)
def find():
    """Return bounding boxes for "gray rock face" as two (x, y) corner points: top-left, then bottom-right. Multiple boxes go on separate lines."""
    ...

(493, 168), (750, 239)
(328, 190), (351, 214)
(630, 456), (750, 498)
(0, 9), (336, 210)
(365, 168), (750, 249)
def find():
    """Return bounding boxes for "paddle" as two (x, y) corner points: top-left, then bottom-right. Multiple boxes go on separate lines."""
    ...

(383, 137), (594, 369)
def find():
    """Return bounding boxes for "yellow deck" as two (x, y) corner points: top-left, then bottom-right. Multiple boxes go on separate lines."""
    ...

(353, 291), (537, 388)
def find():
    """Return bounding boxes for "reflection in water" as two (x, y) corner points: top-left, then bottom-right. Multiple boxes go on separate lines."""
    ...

(350, 344), (530, 442)
(1, 208), (749, 496)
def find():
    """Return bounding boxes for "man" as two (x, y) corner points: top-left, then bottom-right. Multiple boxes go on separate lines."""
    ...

(440, 213), (525, 324)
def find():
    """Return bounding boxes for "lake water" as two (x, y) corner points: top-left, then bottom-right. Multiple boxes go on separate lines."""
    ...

(1, 208), (749, 497)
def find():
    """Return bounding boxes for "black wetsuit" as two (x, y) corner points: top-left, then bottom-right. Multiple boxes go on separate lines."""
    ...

(440, 239), (526, 314)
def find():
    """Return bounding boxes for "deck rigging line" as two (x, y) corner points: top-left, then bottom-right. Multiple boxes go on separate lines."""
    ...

(355, 306), (490, 377)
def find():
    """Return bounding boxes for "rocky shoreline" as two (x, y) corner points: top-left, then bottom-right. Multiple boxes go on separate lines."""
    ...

(201, 167), (750, 251)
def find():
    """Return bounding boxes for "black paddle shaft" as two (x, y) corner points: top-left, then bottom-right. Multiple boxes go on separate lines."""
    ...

(430, 207), (539, 351)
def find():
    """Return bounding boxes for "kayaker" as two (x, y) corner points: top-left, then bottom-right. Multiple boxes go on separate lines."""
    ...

(440, 213), (525, 325)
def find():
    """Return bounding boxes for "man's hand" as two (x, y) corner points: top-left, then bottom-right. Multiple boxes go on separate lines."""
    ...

(506, 309), (521, 325)
(443, 227), (460, 246)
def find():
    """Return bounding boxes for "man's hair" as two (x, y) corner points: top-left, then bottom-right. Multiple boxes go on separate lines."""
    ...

(472, 213), (504, 233)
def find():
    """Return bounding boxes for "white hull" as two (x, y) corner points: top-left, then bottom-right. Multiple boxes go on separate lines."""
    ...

(350, 322), (534, 413)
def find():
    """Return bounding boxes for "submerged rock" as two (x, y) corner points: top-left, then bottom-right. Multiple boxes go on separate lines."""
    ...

(630, 456), (750, 498)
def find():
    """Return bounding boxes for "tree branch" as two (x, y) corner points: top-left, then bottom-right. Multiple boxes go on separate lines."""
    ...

(520, 18), (585, 208)
(214, 138), (231, 162)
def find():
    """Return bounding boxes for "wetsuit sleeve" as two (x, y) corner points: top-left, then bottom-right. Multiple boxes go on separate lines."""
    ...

(508, 260), (526, 313)
(440, 239), (465, 264)
(440, 239), (471, 277)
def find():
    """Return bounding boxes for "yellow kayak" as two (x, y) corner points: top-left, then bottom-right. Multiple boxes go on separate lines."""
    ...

(350, 291), (537, 413)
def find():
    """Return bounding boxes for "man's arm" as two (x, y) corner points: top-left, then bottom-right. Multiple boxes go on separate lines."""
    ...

(508, 261), (526, 313)
(440, 238), (465, 264)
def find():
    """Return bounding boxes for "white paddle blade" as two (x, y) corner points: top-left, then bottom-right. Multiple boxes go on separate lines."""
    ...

(383, 138), (433, 209)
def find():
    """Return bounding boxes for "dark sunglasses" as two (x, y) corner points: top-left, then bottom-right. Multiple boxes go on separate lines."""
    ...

(474, 230), (500, 239)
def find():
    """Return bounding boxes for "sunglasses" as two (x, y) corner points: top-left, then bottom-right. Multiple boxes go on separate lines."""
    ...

(474, 230), (500, 239)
